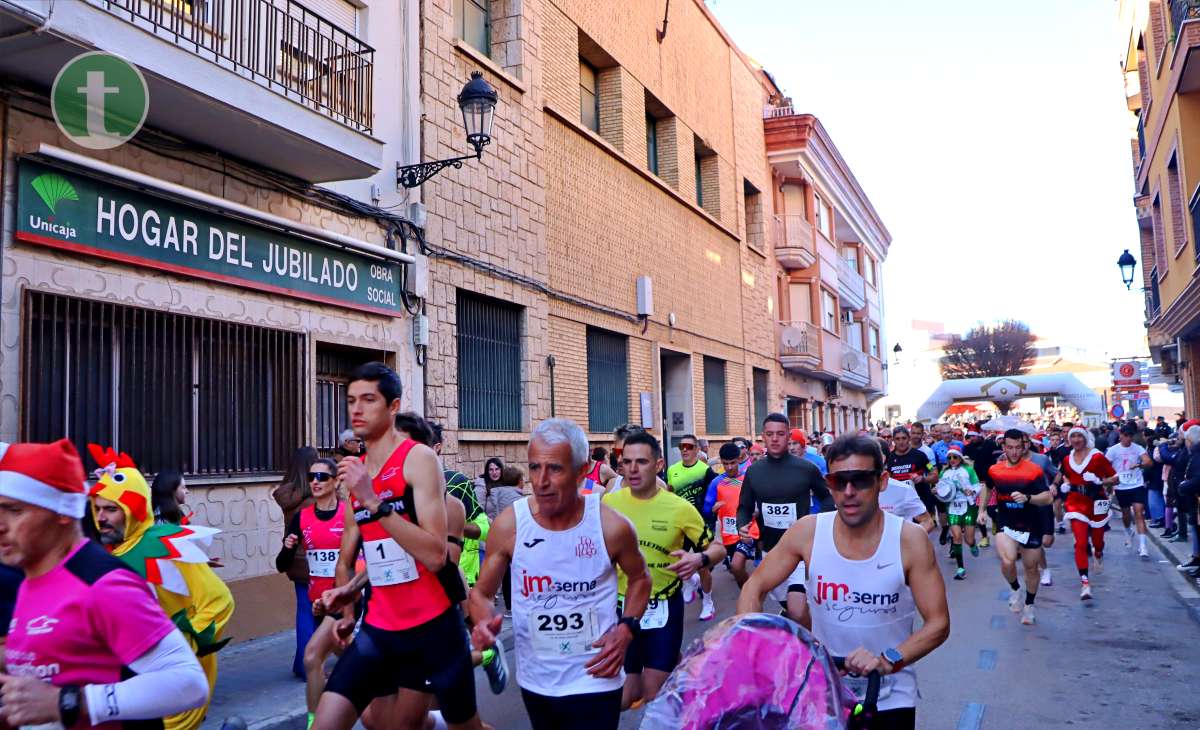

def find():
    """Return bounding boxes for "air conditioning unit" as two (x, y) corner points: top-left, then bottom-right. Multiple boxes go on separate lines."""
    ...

(825, 380), (842, 401)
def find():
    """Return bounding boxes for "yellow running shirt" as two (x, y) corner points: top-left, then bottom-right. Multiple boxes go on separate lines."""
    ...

(603, 486), (710, 599)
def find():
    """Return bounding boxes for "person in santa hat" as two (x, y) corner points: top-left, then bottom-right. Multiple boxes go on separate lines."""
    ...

(1056, 426), (1119, 601)
(0, 439), (207, 728)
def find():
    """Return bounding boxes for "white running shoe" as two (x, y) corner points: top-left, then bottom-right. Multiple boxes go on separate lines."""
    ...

(699, 592), (716, 621)
(1021, 605), (1036, 625)
(1093, 555), (1103, 573)
(682, 574), (698, 604)
(1138, 544), (1150, 559)
(1008, 589), (1022, 613)
(1039, 568), (1052, 586)
(1080, 582), (1093, 601)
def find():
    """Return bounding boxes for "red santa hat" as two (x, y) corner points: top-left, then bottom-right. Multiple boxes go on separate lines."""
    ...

(0, 439), (87, 518)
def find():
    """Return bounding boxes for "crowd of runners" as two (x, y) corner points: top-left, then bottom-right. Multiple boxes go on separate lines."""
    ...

(0, 358), (1188, 729)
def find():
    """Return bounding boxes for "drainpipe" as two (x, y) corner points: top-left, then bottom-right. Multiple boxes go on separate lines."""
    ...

(547, 355), (556, 418)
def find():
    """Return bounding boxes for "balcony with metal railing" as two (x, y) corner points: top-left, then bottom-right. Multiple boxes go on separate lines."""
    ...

(777, 320), (821, 372)
(0, 0), (383, 182)
(772, 214), (817, 269)
(838, 257), (867, 311)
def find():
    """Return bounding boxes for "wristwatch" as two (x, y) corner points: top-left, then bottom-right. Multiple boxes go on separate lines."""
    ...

(618, 616), (642, 636)
(699, 552), (712, 569)
(371, 501), (395, 520)
(881, 647), (905, 672)
(59, 685), (82, 727)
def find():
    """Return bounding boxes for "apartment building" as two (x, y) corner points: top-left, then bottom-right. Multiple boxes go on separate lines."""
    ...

(1121, 0), (1200, 412)
(0, 0), (423, 637)
(423, 0), (783, 473)
(764, 104), (891, 434)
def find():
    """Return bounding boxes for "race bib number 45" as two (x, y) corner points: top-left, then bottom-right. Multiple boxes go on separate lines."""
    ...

(363, 538), (418, 586)
(529, 608), (600, 657)
(761, 503), (797, 530)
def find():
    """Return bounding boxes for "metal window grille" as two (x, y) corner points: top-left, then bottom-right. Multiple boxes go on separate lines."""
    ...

(457, 291), (522, 431)
(703, 356), (727, 435)
(646, 114), (659, 174)
(580, 60), (599, 132)
(315, 343), (383, 456)
(22, 291), (304, 476)
(586, 328), (629, 433)
(752, 368), (769, 435)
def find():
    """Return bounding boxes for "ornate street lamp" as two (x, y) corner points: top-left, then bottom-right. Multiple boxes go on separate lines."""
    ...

(1117, 249), (1137, 290)
(397, 72), (499, 189)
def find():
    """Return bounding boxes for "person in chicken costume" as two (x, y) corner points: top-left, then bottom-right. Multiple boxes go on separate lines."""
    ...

(86, 444), (235, 730)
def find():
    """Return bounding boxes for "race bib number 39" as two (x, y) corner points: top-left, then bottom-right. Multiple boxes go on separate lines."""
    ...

(640, 598), (669, 630)
(721, 516), (739, 537)
(306, 549), (339, 578)
(529, 608), (600, 657)
(363, 538), (418, 586)
(761, 502), (797, 530)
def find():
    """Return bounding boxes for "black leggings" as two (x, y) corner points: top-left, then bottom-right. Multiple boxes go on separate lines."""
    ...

(501, 565), (513, 610)
(520, 688), (622, 730)
(865, 707), (916, 730)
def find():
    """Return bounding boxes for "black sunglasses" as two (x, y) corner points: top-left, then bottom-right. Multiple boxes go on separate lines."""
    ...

(308, 472), (334, 482)
(825, 469), (880, 492)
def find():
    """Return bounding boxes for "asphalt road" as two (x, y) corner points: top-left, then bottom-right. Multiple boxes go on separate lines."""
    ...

(474, 529), (1200, 729)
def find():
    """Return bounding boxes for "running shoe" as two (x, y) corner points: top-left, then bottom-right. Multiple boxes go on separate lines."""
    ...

(699, 592), (716, 621)
(1056, 522), (1066, 535)
(954, 567), (966, 580)
(1138, 544), (1150, 559)
(481, 641), (509, 695)
(1178, 557), (1200, 570)
(1020, 605), (1036, 625)
(979, 537), (990, 548)
(1080, 582), (1092, 601)
(939, 530), (949, 546)
(1125, 527), (1134, 548)
(1039, 568), (1052, 586)
(1093, 554), (1103, 573)
(1008, 589), (1022, 613)
(682, 574), (698, 604)
(970, 544), (980, 558)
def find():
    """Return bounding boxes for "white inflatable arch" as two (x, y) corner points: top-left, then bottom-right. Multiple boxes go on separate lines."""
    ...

(915, 374), (1104, 422)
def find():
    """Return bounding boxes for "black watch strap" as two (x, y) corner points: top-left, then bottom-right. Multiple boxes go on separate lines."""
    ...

(619, 615), (641, 635)
(59, 685), (82, 727)
(700, 552), (712, 569)
(372, 501), (395, 520)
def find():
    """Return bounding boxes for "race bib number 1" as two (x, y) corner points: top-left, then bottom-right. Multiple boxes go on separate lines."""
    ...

(306, 549), (339, 578)
(761, 502), (797, 530)
(363, 538), (418, 586)
(529, 608), (600, 657)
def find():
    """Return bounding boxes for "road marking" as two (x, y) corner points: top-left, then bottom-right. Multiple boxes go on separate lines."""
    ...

(990, 615), (1005, 629)
(977, 649), (997, 670)
(956, 702), (986, 730)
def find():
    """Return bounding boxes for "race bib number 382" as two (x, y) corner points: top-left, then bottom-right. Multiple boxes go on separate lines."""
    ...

(761, 503), (797, 530)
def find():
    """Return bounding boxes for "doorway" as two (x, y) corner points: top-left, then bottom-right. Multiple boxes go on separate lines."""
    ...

(660, 349), (694, 467)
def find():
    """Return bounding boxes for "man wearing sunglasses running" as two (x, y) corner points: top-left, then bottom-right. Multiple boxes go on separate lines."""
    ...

(737, 435), (949, 730)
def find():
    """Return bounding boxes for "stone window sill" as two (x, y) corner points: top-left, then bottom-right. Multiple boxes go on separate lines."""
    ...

(453, 39), (527, 94)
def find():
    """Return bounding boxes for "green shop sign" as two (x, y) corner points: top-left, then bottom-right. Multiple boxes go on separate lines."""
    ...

(16, 158), (403, 316)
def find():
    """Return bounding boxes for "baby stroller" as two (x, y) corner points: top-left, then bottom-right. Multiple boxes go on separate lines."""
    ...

(640, 613), (880, 730)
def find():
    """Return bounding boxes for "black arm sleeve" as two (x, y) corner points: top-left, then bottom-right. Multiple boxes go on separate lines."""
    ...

(275, 512), (302, 573)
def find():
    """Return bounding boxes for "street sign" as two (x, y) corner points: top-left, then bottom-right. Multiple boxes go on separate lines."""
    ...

(1113, 360), (1140, 382)
(1136, 395), (1151, 411)
(1111, 404), (1125, 418)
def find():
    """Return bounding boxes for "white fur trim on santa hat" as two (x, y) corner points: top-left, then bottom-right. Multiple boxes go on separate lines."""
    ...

(0, 471), (86, 518)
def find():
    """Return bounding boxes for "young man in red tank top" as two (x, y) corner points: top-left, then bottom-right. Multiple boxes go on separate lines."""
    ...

(314, 363), (486, 730)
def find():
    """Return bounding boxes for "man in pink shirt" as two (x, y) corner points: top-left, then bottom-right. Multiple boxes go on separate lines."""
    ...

(0, 439), (207, 728)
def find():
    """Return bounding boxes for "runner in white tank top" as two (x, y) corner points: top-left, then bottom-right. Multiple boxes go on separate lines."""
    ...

(806, 510), (918, 711)
(511, 493), (621, 696)
(737, 433), (950, 730)
(468, 418), (651, 730)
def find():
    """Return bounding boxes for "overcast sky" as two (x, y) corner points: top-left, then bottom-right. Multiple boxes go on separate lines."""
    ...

(710, 0), (1146, 358)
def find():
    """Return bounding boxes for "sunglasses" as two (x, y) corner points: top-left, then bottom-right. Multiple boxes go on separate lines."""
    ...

(308, 472), (334, 482)
(680, 443), (697, 451)
(824, 469), (880, 492)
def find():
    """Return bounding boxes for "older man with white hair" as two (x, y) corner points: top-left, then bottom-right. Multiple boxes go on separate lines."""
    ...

(468, 418), (651, 730)
(1174, 425), (1200, 577)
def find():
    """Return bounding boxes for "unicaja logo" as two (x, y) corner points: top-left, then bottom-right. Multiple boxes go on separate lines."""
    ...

(51, 52), (149, 150)
(27, 173), (79, 240)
